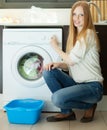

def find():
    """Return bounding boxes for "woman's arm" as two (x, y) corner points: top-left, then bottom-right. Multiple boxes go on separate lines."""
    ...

(50, 36), (74, 66)
(43, 62), (69, 71)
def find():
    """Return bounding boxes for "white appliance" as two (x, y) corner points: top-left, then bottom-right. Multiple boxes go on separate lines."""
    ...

(3, 28), (62, 111)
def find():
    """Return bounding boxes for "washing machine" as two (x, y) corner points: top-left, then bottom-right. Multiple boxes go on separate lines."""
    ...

(3, 28), (62, 111)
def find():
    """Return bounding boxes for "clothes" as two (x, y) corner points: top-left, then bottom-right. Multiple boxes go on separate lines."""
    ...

(42, 69), (103, 114)
(42, 29), (103, 114)
(68, 29), (103, 83)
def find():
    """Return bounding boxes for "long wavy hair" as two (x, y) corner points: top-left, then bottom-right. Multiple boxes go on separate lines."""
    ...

(66, 1), (100, 53)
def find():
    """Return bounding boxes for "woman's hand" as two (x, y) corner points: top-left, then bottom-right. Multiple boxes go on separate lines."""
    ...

(50, 35), (73, 66)
(50, 35), (59, 49)
(43, 62), (59, 71)
(43, 62), (69, 71)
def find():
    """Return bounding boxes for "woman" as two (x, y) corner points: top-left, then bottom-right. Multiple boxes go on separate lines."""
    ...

(43, 1), (103, 123)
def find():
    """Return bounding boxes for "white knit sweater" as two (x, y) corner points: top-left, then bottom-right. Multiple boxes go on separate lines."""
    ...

(68, 29), (103, 83)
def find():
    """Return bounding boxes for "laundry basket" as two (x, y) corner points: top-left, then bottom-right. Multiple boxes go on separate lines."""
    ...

(4, 99), (44, 124)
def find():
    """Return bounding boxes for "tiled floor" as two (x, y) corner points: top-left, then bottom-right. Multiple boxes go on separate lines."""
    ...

(0, 110), (107, 130)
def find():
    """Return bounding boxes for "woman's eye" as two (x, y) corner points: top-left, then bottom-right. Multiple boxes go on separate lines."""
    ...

(79, 14), (84, 16)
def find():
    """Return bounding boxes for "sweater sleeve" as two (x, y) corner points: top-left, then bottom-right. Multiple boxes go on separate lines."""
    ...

(69, 29), (95, 65)
(69, 39), (87, 64)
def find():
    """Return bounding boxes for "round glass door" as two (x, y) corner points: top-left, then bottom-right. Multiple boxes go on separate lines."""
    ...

(18, 52), (43, 81)
(12, 45), (52, 87)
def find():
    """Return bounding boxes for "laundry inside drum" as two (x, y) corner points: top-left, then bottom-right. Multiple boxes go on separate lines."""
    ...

(18, 53), (43, 80)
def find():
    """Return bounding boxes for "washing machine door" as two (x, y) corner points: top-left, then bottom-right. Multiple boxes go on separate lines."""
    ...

(12, 45), (52, 87)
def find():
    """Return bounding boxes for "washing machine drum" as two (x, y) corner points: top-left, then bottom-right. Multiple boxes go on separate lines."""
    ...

(12, 46), (52, 87)
(18, 53), (43, 81)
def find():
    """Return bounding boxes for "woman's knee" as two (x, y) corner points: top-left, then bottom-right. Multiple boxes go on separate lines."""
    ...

(52, 91), (65, 107)
(42, 69), (57, 78)
(42, 70), (52, 79)
(42, 70), (48, 77)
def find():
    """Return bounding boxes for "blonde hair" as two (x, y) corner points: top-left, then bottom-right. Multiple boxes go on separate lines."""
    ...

(66, 0), (100, 53)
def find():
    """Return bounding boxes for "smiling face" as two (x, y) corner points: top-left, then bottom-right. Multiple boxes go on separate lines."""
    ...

(72, 6), (84, 33)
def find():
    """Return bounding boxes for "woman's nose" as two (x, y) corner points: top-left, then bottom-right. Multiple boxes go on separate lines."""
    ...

(76, 15), (79, 20)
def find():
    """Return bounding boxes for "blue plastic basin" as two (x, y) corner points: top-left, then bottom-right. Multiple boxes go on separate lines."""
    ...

(4, 99), (44, 124)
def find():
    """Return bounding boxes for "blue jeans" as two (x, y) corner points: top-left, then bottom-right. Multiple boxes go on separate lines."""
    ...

(42, 69), (103, 114)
